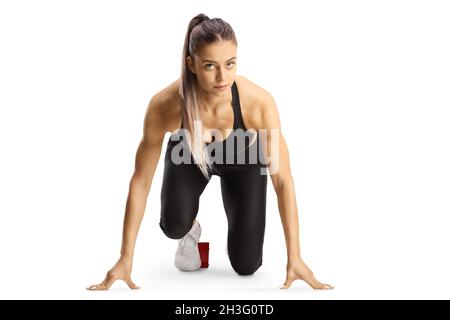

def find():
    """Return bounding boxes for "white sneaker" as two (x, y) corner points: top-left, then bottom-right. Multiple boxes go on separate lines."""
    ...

(174, 220), (202, 271)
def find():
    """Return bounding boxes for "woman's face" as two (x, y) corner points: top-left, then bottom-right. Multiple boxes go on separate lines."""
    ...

(187, 40), (237, 96)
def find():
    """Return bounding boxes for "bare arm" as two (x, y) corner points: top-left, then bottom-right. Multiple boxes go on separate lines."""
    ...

(120, 96), (166, 260)
(259, 93), (300, 261)
(87, 94), (168, 290)
(260, 92), (333, 290)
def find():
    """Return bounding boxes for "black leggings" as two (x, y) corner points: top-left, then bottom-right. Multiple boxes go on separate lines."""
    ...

(159, 139), (268, 275)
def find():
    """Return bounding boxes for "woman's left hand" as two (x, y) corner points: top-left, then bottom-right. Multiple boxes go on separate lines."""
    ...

(281, 258), (334, 290)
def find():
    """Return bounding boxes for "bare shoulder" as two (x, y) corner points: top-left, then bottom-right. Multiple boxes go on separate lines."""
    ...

(235, 75), (278, 130)
(143, 79), (182, 142)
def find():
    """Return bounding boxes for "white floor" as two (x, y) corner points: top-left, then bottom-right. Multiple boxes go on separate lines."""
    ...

(1, 0), (450, 301)
(3, 235), (449, 300)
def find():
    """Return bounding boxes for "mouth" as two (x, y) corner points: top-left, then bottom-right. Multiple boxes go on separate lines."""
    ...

(214, 84), (228, 90)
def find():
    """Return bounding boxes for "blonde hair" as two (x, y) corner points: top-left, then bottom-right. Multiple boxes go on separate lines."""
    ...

(179, 13), (237, 179)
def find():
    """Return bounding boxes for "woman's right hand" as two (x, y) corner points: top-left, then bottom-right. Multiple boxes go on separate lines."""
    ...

(87, 257), (139, 290)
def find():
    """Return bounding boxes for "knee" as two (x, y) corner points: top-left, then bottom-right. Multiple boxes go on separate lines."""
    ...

(230, 259), (262, 276)
(160, 197), (198, 239)
(159, 220), (191, 240)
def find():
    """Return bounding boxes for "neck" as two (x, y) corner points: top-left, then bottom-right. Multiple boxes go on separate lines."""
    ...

(197, 86), (232, 114)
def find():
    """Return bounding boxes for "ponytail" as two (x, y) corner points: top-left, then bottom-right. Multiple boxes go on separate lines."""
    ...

(179, 14), (237, 179)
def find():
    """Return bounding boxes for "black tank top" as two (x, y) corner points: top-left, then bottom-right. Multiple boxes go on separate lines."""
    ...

(204, 81), (246, 142)
(206, 82), (265, 168)
(170, 81), (266, 168)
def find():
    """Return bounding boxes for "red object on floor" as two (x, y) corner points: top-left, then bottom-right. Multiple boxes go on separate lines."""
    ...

(198, 242), (209, 268)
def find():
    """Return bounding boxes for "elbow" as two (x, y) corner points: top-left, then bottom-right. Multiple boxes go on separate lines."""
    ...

(272, 174), (293, 192)
(130, 174), (151, 192)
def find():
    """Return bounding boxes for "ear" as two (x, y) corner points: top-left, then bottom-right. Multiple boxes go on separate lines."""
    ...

(186, 56), (196, 74)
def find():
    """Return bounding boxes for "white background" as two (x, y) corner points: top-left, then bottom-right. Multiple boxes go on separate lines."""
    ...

(0, 0), (449, 300)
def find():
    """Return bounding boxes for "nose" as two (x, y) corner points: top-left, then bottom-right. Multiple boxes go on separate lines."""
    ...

(216, 67), (224, 81)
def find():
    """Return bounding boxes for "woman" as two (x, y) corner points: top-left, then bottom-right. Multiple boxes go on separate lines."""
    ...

(88, 14), (333, 290)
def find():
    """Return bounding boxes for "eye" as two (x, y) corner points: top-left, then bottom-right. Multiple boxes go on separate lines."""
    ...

(204, 64), (215, 69)
(226, 61), (236, 68)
